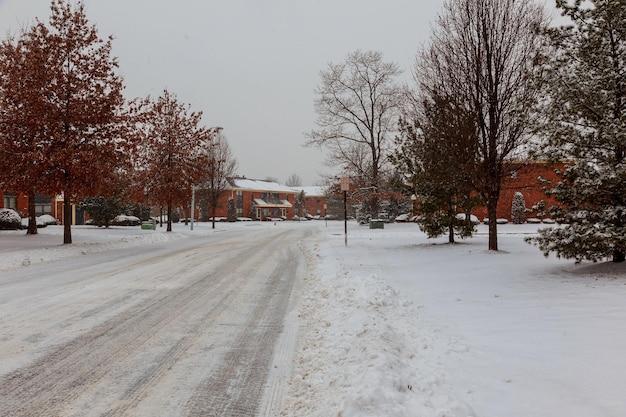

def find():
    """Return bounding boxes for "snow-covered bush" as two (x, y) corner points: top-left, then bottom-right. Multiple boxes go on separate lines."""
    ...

(511, 192), (527, 224)
(0, 208), (21, 230)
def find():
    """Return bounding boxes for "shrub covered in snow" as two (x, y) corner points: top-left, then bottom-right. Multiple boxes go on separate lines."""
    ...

(0, 208), (21, 230)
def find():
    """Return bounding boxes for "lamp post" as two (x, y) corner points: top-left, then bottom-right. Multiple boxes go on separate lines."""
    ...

(190, 186), (196, 230)
(340, 177), (350, 246)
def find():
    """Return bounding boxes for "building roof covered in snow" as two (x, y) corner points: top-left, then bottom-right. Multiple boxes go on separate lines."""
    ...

(291, 186), (327, 197)
(229, 178), (298, 194)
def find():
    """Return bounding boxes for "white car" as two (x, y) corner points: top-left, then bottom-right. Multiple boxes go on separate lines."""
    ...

(395, 213), (409, 222)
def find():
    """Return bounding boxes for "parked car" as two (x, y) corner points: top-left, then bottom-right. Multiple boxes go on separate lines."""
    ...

(395, 213), (409, 222)
(21, 217), (47, 229)
(38, 214), (60, 225)
(112, 215), (141, 226)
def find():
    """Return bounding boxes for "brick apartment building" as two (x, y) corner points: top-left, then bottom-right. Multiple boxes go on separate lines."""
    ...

(472, 161), (564, 221)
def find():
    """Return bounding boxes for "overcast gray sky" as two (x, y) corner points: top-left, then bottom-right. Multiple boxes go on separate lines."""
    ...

(2, 0), (528, 185)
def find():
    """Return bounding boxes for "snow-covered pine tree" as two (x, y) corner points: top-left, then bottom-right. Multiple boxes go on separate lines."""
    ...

(511, 192), (527, 224)
(227, 197), (237, 222)
(79, 196), (126, 228)
(248, 200), (257, 220)
(528, 0), (625, 262)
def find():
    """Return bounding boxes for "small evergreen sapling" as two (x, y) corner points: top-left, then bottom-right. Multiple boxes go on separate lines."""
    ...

(511, 192), (527, 224)
(227, 197), (237, 222)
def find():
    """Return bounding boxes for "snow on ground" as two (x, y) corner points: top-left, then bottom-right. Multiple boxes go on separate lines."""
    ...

(1, 221), (625, 416)
(282, 221), (626, 417)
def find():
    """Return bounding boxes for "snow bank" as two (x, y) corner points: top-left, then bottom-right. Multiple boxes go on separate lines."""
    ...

(283, 235), (476, 417)
(0, 225), (185, 271)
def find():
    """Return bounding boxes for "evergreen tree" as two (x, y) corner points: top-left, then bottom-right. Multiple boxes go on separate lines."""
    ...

(248, 200), (257, 220)
(528, 0), (626, 262)
(414, 0), (547, 250)
(511, 192), (527, 225)
(227, 197), (237, 222)
(393, 95), (479, 243)
(79, 196), (127, 228)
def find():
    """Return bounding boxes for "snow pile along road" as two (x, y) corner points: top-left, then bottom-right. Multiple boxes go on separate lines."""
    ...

(0, 226), (184, 271)
(282, 236), (475, 417)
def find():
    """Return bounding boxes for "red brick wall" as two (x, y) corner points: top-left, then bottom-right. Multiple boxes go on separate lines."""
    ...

(304, 195), (327, 217)
(473, 162), (564, 221)
(211, 190), (297, 220)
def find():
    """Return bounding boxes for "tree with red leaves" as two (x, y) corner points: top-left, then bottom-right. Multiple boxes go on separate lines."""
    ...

(0, 25), (51, 235)
(130, 90), (211, 232)
(0, 0), (127, 244)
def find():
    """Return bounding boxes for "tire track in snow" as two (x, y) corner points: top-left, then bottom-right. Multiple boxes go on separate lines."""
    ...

(0, 228), (305, 417)
(183, 245), (302, 417)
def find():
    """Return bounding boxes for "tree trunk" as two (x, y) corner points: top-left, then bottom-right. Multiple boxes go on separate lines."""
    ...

(166, 203), (172, 232)
(63, 198), (72, 244)
(27, 191), (37, 235)
(487, 197), (498, 251)
(447, 200), (455, 244)
(211, 205), (216, 229)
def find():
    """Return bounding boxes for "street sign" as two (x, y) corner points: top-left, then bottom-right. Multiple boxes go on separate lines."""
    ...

(340, 177), (350, 191)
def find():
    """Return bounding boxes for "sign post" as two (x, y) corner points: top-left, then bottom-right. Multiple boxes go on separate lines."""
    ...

(340, 177), (350, 246)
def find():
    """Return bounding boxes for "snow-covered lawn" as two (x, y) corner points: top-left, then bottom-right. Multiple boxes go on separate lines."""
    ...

(282, 221), (626, 417)
(1, 221), (625, 416)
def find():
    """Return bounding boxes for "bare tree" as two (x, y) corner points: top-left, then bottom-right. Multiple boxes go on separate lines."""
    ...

(305, 50), (403, 218)
(415, 0), (547, 250)
(197, 129), (237, 229)
(285, 173), (302, 187)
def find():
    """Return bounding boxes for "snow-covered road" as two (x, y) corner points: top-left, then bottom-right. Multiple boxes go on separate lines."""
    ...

(0, 225), (312, 417)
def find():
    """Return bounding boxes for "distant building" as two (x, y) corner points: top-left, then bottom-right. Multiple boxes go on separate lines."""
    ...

(214, 178), (300, 220)
(292, 186), (327, 218)
(0, 191), (74, 224)
(472, 161), (564, 221)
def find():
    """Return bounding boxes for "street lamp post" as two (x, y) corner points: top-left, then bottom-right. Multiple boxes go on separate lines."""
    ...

(190, 186), (196, 230)
(341, 177), (350, 246)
